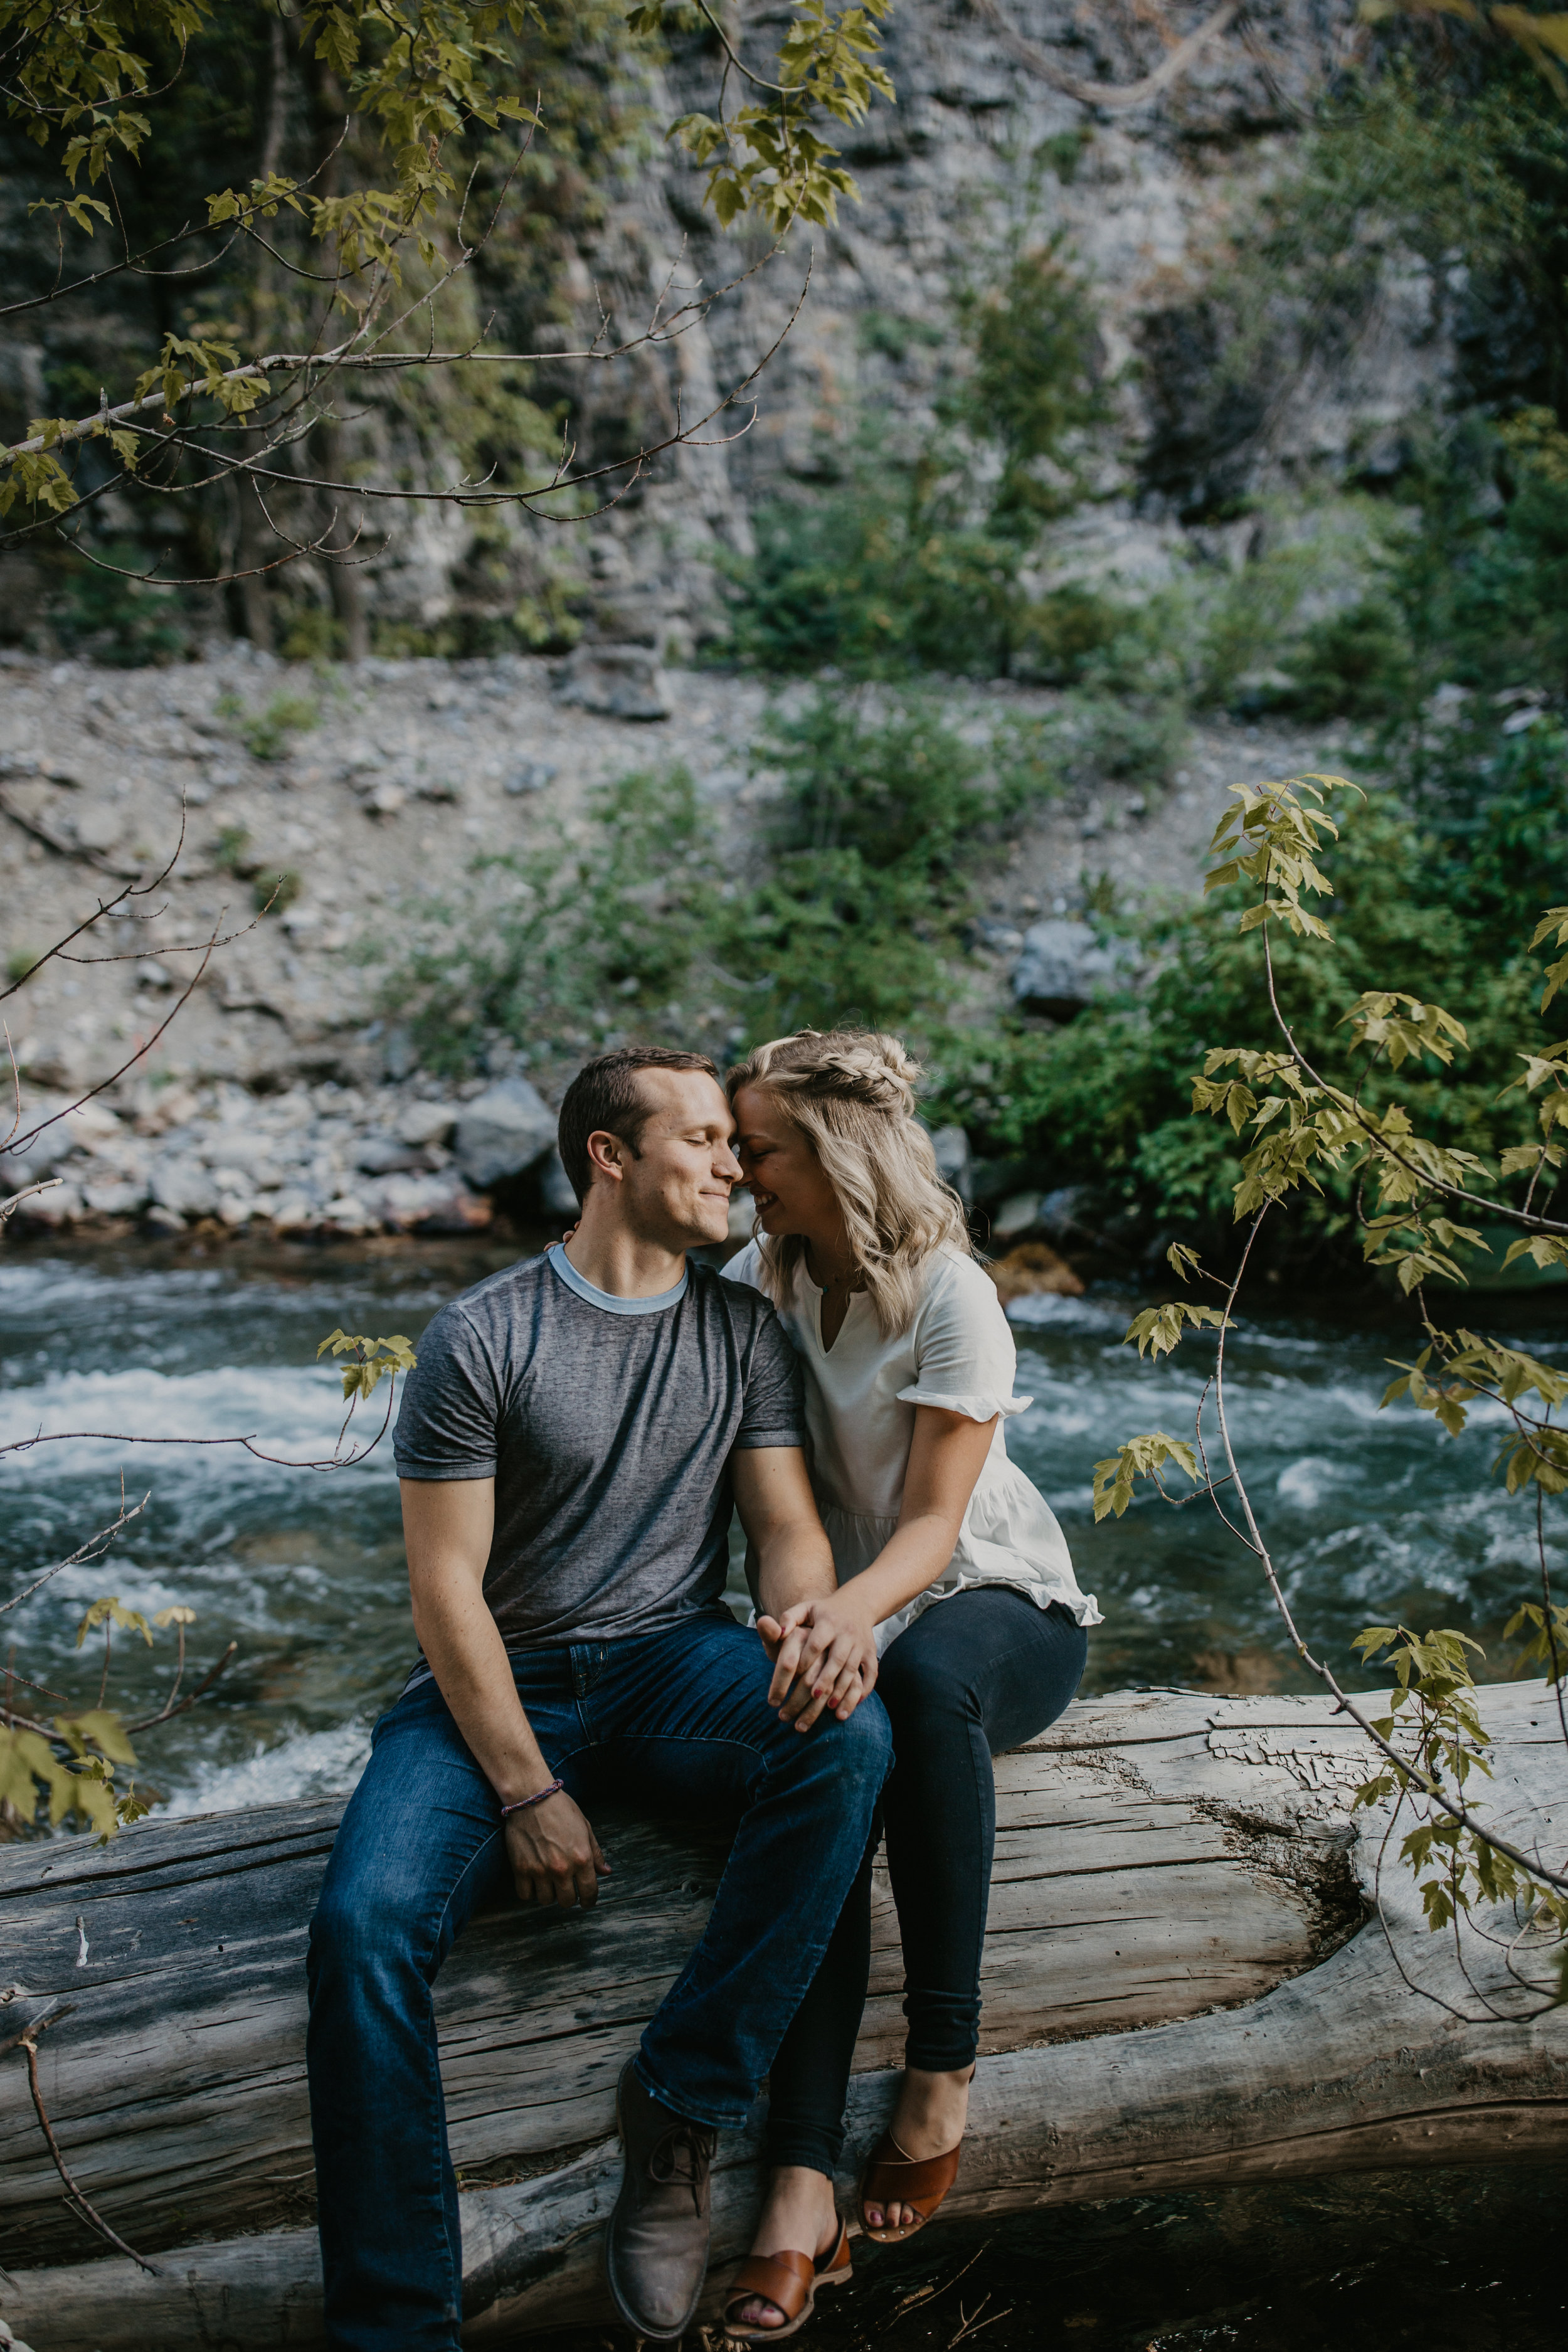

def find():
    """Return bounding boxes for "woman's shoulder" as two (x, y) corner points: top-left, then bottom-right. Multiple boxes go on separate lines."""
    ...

(720, 1239), (765, 1292)
(916, 1246), (1007, 1318)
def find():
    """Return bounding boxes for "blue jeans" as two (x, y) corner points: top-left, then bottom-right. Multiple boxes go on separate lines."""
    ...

(305, 1606), (892, 2352)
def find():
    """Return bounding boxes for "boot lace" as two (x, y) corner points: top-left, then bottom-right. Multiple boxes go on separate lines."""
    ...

(649, 2120), (717, 2213)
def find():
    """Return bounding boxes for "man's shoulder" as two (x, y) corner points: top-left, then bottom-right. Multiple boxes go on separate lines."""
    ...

(426, 1254), (551, 1345)
(690, 1254), (779, 1332)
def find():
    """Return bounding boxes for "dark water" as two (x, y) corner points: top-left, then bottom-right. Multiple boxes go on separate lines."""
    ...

(3, 1237), (1565, 2343)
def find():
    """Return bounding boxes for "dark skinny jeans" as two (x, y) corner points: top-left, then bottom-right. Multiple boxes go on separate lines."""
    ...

(763, 1585), (1088, 2176)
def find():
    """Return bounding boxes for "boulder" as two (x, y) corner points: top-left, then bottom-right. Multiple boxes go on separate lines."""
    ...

(148, 1159), (223, 1220)
(536, 1147), (578, 1218)
(992, 1190), (1042, 1240)
(1011, 919), (1126, 1019)
(80, 1172), (151, 1217)
(377, 1174), (494, 1234)
(453, 1078), (558, 1188)
(551, 644), (672, 723)
(925, 1122), (972, 1202)
(1039, 1184), (1094, 1241)
(987, 1241), (1086, 1303)
(354, 1134), (426, 1177)
(395, 1099), (457, 1150)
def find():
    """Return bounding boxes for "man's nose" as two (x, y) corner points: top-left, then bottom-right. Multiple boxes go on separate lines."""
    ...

(716, 1143), (743, 1180)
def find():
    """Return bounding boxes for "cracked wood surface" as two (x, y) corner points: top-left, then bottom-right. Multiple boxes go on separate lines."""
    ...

(1, 1683), (1564, 2349)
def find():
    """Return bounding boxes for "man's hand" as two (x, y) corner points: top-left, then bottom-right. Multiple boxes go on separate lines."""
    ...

(505, 1789), (610, 1909)
(757, 1594), (879, 1731)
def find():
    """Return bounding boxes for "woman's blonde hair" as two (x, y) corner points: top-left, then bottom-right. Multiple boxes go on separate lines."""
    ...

(725, 1027), (972, 1337)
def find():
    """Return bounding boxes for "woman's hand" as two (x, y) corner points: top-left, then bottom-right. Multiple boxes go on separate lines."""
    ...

(758, 1594), (879, 1729)
(504, 1789), (610, 1909)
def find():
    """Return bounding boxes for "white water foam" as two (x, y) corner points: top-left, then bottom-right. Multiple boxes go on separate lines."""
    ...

(0, 1362), (396, 1478)
(1006, 1291), (1128, 1334)
(161, 1717), (373, 1816)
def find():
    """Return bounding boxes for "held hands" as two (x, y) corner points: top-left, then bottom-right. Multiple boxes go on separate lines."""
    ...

(757, 1594), (879, 1731)
(505, 1789), (610, 1910)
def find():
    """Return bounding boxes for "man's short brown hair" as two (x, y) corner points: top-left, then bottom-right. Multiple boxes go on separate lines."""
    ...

(556, 1045), (721, 1204)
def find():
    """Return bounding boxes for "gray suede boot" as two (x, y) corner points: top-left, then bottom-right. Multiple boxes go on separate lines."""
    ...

(605, 2058), (718, 2340)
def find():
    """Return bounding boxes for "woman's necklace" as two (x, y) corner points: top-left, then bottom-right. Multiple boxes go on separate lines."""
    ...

(814, 1259), (861, 1298)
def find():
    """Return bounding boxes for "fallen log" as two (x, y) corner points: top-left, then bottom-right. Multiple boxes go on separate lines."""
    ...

(2, 1682), (1564, 2349)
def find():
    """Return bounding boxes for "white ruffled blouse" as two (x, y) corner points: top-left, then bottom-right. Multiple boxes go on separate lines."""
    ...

(723, 1241), (1101, 1651)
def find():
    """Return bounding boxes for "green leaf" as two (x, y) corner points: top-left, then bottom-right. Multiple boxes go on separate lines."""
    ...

(55, 1708), (138, 1767)
(75, 1595), (154, 1649)
(1091, 1432), (1199, 1520)
(1123, 1302), (1229, 1360)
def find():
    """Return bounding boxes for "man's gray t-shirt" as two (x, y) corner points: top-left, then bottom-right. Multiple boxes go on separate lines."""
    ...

(393, 1244), (805, 1649)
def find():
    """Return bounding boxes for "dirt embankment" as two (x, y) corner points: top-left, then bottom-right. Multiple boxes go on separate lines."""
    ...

(0, 646), (1355, 1243)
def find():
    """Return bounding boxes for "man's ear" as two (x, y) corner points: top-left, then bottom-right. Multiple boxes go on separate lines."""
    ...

(584, 1128), (625, 1186)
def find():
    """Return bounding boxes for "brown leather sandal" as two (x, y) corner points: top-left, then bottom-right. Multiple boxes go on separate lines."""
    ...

(857, 2131), (961, 2243)
(723, 2216), (852, 2343)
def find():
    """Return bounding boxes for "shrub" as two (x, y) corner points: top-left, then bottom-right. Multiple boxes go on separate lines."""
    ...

(241, 694), (318, 761)
(368, 695), (1059, 1073)
(946, 755), (1568, 1261)
(1276, 597), (1416, 722)
(723, 481), (1022, 679)
(370, 766), (727, 1076)
(50, 546), (190, 667)
(1012, 585), (1129, 685)
(723, 241), (1107, 681)
(257, 869), (302, 914)
(725, 695), (1030, 1036)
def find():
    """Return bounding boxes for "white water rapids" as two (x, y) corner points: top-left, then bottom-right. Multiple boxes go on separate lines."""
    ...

(2, 1245), (1562, 1820)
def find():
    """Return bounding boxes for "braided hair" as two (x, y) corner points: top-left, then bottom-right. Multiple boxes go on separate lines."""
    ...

(724, 1028), (972, 1337)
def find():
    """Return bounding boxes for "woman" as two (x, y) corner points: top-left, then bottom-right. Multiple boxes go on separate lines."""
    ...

(718, 1029), (1100, 2343)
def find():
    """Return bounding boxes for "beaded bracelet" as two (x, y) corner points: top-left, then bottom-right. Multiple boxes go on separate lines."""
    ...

(499, 1777), (564, 1818)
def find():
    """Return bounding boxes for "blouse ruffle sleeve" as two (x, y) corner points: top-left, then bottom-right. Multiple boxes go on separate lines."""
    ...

(896, 1254), (1032, 1424)
(896, 1385), (1030, 1420)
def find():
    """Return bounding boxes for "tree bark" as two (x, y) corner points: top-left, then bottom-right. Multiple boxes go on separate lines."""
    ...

(1, 1683), (1564, 2349)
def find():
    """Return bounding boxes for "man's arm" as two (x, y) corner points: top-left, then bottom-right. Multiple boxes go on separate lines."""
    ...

(401, 1477), (608, 1909)
(731, 1448), (879, 1730)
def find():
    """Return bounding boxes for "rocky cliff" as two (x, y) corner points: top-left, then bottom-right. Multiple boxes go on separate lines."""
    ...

(509, 0), (1449, 659)
(0, 6), (1454, 660)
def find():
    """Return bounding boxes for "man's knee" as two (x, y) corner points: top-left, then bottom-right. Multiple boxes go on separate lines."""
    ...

(308, 1858), (421, 1991)
(833, 1691), (894, 1793)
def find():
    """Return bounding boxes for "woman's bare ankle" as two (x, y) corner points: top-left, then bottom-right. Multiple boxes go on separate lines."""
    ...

(730, 2168), (839, 2333)
(862, 2066), (975, 2234)
(891, 2062), (974, 2156)
(752, 2163), (837, 2251)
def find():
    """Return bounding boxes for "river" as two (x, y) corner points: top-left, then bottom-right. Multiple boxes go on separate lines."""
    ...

(3, 1236), (1565, 2346)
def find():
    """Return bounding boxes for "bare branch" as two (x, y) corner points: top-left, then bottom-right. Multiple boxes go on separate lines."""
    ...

(971, 0), (1245, 113)
(0, 1494), (151, 1621)
(17, 2027), (160, 2274)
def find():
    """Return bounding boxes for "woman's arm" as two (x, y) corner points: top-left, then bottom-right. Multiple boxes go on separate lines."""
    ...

(733, 1446), (881, 1725)
(839, 1405), (999, 1629)
(765, 1406), (999, 1673)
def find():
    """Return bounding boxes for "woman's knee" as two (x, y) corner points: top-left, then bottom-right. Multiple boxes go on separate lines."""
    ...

(876, 1639), (970, 1729)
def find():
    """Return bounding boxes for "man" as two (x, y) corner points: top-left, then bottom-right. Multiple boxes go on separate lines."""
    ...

(306, 1044), (887, 2351)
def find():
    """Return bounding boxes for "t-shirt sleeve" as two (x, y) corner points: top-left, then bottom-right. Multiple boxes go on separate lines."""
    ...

(393, 1301), (502, 1480)
(733, 1295), (807, 1451)
(897, 1258), (1032, 1423)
